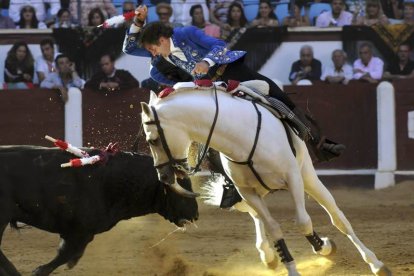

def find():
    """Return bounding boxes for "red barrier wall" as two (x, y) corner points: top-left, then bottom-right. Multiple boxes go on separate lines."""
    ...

(393, 79), (414, 170)
(0, 89), (64, 146)
(82, 88), (150, 153)
(287, 82), (378, 169)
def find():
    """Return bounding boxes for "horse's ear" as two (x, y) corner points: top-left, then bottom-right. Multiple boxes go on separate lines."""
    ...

(141, 102), (151, 117)
(149, 91), (158, 104)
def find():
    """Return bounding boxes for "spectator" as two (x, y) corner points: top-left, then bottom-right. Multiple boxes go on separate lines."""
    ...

(51, 8), (78, 28)
(190, 4), (221, 38)
(4, 41), (34, 88)
(16, 5), (47, 29)
(316, 0), (353, 27)
(346, 0), (366, 17)
(321, 49), (353, 84)
(0, 12), (16, 29)
(87, 7), (106, 27)
(155, 3), (183, 27)
(353, 0), (390, 26)
(9, 0), (61, 23)
(84, 53), (139, 92)
(402, 0), (414, 24)
(383, 43), (414, 80)
(35, 39), (60, 83)
(69, 0), (117, 26)
(250, 0), (279, 28)
(221, 2), (248, 40)
(40, 54), (85, 102)
(353, 42), (384, 83)
(282, 2), (311, 27)
(380, 0), (403, 19)
(208, 0), (237, 28)
(122, 1), (136, 14)
(170, 0), (209, 26)
(289, 45), (322, 85)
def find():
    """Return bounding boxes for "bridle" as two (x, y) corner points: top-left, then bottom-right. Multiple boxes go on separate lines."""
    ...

(144, 85), (219, 176)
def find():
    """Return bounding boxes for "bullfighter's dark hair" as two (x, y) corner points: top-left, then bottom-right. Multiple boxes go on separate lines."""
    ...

(139, 22), (174, 46)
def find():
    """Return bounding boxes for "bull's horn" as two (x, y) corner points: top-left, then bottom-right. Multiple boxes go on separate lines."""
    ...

(169, 182), (200, 198)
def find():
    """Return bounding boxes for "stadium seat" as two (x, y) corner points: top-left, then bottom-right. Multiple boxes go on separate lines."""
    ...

(308, 2), (331, 25)
(274, 3), (305, 23)
(275, 3), (289, 23)
(243, 0), (259, 6)
(147, 5), (158, 23)
(244, 4), (259, 22)
(112, 0), (124, 8)
(1, 9), (9, 17)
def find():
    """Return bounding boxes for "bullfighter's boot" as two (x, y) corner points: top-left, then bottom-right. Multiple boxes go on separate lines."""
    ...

(292, 107), (346, 162)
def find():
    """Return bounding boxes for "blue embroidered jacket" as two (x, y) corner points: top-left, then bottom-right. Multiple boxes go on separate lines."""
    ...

(122, 26), (246, 86)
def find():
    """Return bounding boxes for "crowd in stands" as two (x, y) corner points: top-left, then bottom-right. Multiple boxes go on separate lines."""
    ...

(0, 0), (413, 95)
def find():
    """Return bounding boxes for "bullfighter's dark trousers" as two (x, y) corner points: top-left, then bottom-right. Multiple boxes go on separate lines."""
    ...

(212, 58), (345, 163)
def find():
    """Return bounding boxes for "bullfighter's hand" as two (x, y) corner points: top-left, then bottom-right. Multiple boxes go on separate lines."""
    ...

(134, 5), (148, 27)
(192, 61), (210, 75)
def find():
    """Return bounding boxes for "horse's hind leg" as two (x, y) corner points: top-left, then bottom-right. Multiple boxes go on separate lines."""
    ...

(237, 187), (300, 276)
(0, 223), (21, 276)
(285, 170), (313, 236)
(234, 201), (277, 269)
(301, 157), (390, 275)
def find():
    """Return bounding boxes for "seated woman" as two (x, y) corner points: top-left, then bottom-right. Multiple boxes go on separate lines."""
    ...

(87, 7), (106, 27)
(250, 0), (279, 28)
(16, 5), (47, 29)
(282, 2), (310, 27)
(402, 1), (414, 25)
(221, 2), (248, 46)
(4, 41), (35, 89)
(353, 0), (390, 26)
(189, 4), (221, 38)
(50, 8), (78, 28)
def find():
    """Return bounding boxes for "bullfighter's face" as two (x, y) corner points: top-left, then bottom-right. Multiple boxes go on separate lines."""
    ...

(145, 37), (171, 58)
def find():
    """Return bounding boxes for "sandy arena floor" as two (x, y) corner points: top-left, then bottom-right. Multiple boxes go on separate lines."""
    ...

(2, 179), (414, 276)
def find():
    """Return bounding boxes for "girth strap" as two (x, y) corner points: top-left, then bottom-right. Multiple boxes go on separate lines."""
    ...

(225, 100), (274, 192)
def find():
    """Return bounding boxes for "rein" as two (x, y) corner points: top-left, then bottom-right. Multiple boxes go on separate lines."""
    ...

(145, 85), (220, 175)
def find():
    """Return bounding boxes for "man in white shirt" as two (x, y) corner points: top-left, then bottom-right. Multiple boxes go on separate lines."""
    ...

(353, 42), (384, 83)
(170, 0), (209, 26)
(35, 39), (61, 84)
(321, 49), (353, 84)
(316, 0), (353, 27)
(9, 0), (61, 23)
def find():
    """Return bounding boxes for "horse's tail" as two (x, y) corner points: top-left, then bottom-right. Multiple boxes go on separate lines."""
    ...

(200, 174), (225, 207)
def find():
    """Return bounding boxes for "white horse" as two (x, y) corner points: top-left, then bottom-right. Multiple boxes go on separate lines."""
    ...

(140, 82), (391, 276)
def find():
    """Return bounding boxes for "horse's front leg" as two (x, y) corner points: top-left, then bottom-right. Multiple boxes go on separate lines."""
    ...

(237, 187), (301, 276)
(234, 201), (277, 269)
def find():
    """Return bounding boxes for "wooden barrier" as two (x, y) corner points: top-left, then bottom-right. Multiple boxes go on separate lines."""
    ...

(82, 88), (149, 153)
(287, 81), (378, 170)
(393, 79), (414, 171)
(0, 89), (64, 146)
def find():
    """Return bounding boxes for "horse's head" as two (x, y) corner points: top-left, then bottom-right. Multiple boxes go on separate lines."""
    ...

(141, 91), (198, 198)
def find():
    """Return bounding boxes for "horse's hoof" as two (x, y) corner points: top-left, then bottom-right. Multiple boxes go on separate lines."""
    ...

(376, 265), (392, 276)
(315, 237), (336, 256)
(265, 257), (278, 269)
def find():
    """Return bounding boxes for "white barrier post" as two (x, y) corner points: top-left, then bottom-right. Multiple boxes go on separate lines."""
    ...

(375, 81), (396, 189)
(64, 88), (83, 147)
(408, 111), (414, 139)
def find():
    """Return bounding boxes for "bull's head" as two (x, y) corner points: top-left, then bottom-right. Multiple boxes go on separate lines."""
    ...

(141, 92), (199, 198)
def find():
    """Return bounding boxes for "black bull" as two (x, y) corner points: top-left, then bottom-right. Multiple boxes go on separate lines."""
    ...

(0, 146), (198, 276)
